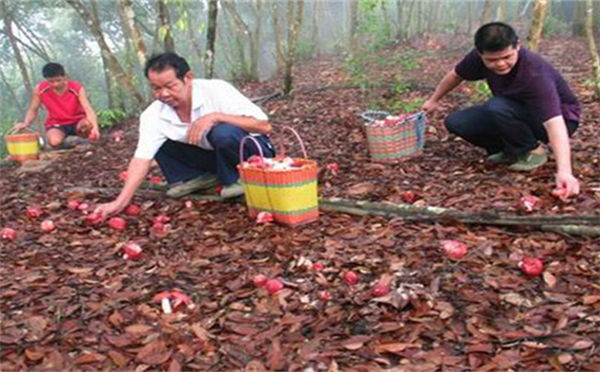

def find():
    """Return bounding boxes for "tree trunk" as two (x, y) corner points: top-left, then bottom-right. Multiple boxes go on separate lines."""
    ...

(65, 0), (144, 108)
(572, 0), (585, 36)
(481, 0), (495, 23)
(404, 0), (417, 40)
(1, 0), (32, 96)
(204, 0), (219, 78)
(249, 0), (263, 80)
(348, 0), (359, 52)
(497, 0), (506, 20)
(157, 0), (175, 52)
(526, 0), (549, 51)
(395, 0), (403, 40)
(0, 65), (24, 112)
(116, 0), (148, 69)
(311, 0), (320, 55)
(584, 0), (600, 99)
(283, 0), (304, 96)
(271, 2), (285, 70)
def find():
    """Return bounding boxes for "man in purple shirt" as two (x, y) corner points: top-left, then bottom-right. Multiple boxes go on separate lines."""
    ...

(423, 22), (580, 200)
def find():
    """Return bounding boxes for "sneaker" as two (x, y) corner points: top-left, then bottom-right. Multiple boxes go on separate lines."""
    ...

(508, 152), (548, 172)
(166, 174), (218, 198)
(487, 152), (511, 164)
(220, 181), (245, 199)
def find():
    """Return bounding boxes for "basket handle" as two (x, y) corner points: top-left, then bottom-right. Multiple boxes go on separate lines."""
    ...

(279, 126), (308, 159)
(361, 110), (391, 123)
(409, 111), (426, 148)
(239, 135), (265, 164)
(7, 125), (35, 135)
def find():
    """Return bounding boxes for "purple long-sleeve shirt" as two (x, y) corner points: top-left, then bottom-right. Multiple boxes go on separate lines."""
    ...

(455, 48), (580, 124)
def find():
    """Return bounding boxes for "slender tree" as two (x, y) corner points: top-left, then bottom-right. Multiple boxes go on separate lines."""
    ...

(157, 0), (175, 52)
(116, 0), (148, 69)
(1, 0), (32, 96)
(0, 65), (24, 112)
(481, 0), (495, 23)
(65, 0), (144, 108)
(283, 0), (304, 96)
(204, 0), (219, 78)
(526, 0), (549, 51)
(223, 0), (262, 80)
(348, 0), (359, 52)
(584, 0), (600, 99)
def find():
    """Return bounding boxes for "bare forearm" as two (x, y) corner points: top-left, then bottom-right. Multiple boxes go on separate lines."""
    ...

(23, 108), (38, 127)
(115, 158), (152, 207)
(544, 116), (572, 174)
(430, 70), (463, 102)
(213, 113), (271, 134)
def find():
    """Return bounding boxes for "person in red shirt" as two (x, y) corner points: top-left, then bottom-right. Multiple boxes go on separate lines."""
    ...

(14, 62), (99, 148)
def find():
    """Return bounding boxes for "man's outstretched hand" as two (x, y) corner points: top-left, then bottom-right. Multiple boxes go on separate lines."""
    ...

(94, 200), (125, 219)
(89, 126), (100, 141)
(13, 122), (28, 131)
(422, 99), (441, 114)
(553, 172), (580, 201)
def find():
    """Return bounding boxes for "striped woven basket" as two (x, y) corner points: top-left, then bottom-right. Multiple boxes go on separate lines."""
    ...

(362, 110), (426, 163)
(237, 128), (319, 226)
(4, 127), (40, 162)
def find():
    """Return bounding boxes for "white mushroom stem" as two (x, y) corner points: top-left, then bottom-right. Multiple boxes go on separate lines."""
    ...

(161, 298), (172, 314)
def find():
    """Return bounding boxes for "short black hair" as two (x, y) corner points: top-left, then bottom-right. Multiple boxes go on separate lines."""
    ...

(144, 52), (190, 80)
(474, 22), (519, 53)
(42, 63), (66, 78)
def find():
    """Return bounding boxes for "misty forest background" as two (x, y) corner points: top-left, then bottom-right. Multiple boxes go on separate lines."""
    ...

(0, 0), (599, 155)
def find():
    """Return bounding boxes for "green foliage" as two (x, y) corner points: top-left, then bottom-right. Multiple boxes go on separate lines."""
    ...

(389, 97), (424, 114)
(397, 54), (420, 71)
(295, 40), (316, 61)
(0, 121), (13, 159)
(342, 54), (375, 91)
(392, 80), (413, 95)
(97, 109), (127, 129)
(358, 0), (394, 52)
(470, 81), (492, 103)
(542, 15), (570, 38)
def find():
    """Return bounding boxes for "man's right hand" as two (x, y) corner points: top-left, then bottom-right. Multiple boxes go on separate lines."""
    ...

(13, 122), (28, 131)
(94, 200), (125, 219)
(422, 99), (441, 114)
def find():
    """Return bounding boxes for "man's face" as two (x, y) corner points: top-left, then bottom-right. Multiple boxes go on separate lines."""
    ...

(46, 76), (67, 92)
(148, 68), (193, 109)
(479, 45), (520, 75)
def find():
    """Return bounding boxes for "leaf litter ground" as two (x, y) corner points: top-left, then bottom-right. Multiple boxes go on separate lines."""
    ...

(1, 36), (599, 370)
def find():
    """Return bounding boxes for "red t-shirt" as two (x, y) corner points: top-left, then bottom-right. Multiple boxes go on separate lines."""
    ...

(38, 80), (86, 127)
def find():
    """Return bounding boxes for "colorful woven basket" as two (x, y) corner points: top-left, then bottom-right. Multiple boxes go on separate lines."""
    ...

(362, 110), (426, 163)
(237, 128), (319, 226)
(4, 127), (40, 162)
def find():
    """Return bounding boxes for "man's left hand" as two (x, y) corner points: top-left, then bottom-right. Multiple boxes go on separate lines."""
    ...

(554, 172), (580, 201)
(187, 114), (218, 145)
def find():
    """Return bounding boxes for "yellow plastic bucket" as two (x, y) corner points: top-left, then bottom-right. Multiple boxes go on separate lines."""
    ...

(4, 127), (40, 162)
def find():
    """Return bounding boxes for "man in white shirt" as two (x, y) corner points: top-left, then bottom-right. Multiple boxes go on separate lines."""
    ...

(95, 53), (275, 217)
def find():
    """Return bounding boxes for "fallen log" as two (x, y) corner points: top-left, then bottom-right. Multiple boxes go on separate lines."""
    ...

(62, 187), (600, 237)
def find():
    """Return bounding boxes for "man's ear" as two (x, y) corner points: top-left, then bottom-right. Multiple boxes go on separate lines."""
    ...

(184, 71), (194, 82)
(515, 40), (521, 50)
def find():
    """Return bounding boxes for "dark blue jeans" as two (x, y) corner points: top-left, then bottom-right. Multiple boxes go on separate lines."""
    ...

(154, 123), (275, 186)
(444, 96), (578, 156)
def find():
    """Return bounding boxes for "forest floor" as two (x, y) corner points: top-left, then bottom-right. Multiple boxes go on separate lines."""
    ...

(1, 35), (599, 371)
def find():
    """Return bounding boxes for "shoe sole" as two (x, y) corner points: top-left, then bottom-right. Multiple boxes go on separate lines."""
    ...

(166, 178), (219, 198)
(508, 159), (548, 172)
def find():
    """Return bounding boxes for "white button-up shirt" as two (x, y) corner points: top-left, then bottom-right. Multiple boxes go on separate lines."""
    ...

(134, 79), (268, 159)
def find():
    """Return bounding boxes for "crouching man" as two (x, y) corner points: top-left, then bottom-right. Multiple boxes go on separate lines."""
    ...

(423, 22), (581, 199)
(96, 52), (275, 217)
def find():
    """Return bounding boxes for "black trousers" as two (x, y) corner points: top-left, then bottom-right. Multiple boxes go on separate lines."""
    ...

(154, 123), (275, 186)
(444, 96), (578, 156)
